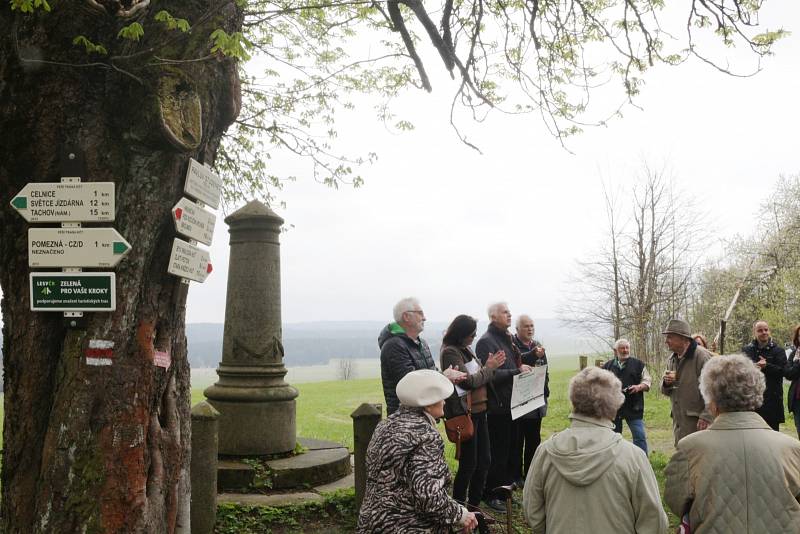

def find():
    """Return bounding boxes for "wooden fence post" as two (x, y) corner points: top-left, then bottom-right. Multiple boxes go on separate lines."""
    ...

(351, 403), (382, 511)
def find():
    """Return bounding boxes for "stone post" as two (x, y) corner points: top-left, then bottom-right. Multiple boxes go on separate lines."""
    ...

(351, 403), (382, 510)
(204, 200), (299, 455)
(191, 401), (219, 534)
(579, 355), (588, 370)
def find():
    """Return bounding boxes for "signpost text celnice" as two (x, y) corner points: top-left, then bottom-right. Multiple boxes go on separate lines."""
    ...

(10, 182), (115, 222)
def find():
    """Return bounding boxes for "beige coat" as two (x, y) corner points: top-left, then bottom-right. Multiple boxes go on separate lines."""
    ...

(664, 411), (800, 533)
(523, 414), (668, 534)
(661, 344), (713, 445)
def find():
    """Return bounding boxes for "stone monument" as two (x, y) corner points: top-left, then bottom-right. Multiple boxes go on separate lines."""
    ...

(204, 200), (298, 455)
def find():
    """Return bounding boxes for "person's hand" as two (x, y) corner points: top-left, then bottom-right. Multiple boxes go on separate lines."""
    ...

(485, 350), (506, 369)
(663, 370), (675, 386)
(757, 357), (767, 370)
(627, 384), (644, 394)
(460, 511), (478, 533)
(443, 366), (467, 383)
(794, 352), (800, 362)
(534, 346), (545, 358)
(519, 364), (533, 373)
(697, 418), (710, 431)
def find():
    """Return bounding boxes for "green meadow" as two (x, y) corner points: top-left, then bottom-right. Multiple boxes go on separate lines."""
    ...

(197, 358), (797, 532)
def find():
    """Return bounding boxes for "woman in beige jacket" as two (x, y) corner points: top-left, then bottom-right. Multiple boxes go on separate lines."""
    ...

(523, 367), (668, 534)
(665, 354), (800, 533)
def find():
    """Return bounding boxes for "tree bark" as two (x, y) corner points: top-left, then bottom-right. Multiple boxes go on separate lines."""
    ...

(0, 2), (241, 532)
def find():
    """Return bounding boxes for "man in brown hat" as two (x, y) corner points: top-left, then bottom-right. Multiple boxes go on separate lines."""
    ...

(661, 318), (714, 445)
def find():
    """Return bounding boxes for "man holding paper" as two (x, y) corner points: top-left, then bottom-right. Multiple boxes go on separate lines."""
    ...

(476, 302), (532, 512)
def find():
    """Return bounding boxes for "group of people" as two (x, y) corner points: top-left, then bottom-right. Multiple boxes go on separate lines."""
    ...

(357, 297), (800, 533)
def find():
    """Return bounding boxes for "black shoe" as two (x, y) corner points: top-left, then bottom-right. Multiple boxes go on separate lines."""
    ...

(484, 498), (507, 513)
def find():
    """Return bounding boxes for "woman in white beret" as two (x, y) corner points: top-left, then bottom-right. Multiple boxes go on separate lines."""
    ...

(357, 369), (479, 533)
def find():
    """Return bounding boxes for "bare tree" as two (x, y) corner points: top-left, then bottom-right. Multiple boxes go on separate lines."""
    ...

(561, 166), (709, 376)
(337, 358), (356, 381)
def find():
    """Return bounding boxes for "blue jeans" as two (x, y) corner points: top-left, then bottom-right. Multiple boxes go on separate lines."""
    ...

(614, 416), (648, 455)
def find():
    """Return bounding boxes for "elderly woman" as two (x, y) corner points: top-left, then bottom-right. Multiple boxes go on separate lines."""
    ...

(357, 369), (478, 533)
(523, 367), (667, 534)
(665, 354), (800, 532)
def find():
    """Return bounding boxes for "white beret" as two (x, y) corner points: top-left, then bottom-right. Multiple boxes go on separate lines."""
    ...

(397, 369), (454, 407)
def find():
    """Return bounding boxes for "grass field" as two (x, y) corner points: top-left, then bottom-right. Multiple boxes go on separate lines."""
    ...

(196, 363), (798, 532)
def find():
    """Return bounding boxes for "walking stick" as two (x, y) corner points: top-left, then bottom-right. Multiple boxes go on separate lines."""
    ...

(492, 484), (515, 534)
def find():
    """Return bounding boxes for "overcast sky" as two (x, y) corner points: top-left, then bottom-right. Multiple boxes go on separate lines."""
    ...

(3, 4), (799, 331)
(180, 3), (800, 326)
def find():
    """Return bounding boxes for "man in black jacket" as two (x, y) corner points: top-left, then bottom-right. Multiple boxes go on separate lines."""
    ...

(378, 297), (465, 415)
(476, 302), (532, 511)
(743, 320), (787, 430)
(602, 338), (651, 454)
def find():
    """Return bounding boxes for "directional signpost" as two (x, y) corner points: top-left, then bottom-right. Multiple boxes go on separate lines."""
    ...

(30, 272), (116, 312)
(28, 227), (131, 268)
(11, 182), (115, 222)
(167, 238), (212, 283)
(172, 197), (216, 246)
(184, 159), (222, 210)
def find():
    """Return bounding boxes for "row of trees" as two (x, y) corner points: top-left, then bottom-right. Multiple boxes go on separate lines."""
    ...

(563, 171), (800, 376)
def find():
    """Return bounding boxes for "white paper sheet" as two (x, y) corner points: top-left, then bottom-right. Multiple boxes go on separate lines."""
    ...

(455, 358), (482, 397)
(511, 365), (547, 420)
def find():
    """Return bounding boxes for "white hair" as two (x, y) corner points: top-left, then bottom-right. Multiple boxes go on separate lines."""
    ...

(516, 314), (534, 330)
(699, 354), (765, 412)
(393, 297), (421, 323)
(569, 367), (625, 420)
(487, 302), (508, 320)
(614, 338), (630, 350)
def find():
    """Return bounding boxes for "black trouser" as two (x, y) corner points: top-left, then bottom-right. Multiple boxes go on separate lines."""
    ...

(484, 411), (517, 500)
(453, 411), (491, 506)
(512, 417), (542, 481)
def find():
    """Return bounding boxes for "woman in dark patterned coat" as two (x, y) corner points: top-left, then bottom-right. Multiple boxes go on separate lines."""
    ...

(357, 370), (478, 533)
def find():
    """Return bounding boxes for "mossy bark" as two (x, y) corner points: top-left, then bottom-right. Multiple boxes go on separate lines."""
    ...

(0, 2), (242, 532)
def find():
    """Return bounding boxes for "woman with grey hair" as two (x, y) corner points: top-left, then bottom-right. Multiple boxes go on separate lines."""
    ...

(665, 354), (800, 532)
(523, 367), (667, 533)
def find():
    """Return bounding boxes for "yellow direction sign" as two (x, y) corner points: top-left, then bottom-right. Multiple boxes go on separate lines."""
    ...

(11, 182), (115, 222)
(28, 227), (131, 268)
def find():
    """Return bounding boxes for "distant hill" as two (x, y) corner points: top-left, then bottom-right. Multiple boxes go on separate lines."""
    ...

(187, 319), (592, 369)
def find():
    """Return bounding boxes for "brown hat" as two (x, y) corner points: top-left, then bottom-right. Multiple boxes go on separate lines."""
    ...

(662, 319), (692, 339)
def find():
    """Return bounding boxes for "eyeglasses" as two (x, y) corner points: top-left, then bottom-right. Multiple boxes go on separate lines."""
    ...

(406, 309), (424, 315)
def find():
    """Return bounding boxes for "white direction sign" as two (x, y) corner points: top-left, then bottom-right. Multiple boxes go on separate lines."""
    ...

(167, 238), (212, 283)
(11, 182), (115, 222)
(172, 197), (216, 246)
(184, 159), (222, 210)
(28, 227), (131, 268)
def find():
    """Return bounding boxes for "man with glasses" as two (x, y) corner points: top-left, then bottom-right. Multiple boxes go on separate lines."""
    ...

(379, 297), (466, 415)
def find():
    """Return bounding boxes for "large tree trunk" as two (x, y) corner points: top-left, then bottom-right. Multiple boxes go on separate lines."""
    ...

(0, 2), (241, 532)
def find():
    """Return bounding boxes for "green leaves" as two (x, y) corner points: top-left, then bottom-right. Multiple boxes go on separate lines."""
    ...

(117, 22), (144, 42)
(10, 0), (50, 13)
(154, 10), (190, 33)
(72, 36), (107, 56)
(210, 30), (253, 60)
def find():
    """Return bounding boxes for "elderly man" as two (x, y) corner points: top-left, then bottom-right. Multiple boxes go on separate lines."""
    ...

(378, 297), (465, 415)
(661, 319), (713, 446)
(476, 302), (532, 511)
(523, 367), (668, 534)
(602, 339), (651, 454)
(664, 355), (800, 532)
(742, 320), (788, 430)
(511, 315), (549, 485)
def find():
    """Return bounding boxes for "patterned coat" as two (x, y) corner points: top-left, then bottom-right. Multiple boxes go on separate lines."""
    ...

(357, 406), (465, 533)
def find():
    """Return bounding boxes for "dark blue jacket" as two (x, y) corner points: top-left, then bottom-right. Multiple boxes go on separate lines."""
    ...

(378, 324), (436, 415)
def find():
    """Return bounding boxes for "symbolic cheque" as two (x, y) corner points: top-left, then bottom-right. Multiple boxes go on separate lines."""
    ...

(511, 365), (548, 420)
(11, 182), (115, 222)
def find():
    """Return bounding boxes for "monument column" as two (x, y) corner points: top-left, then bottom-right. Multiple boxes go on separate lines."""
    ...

(204, 200), (298, 455)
